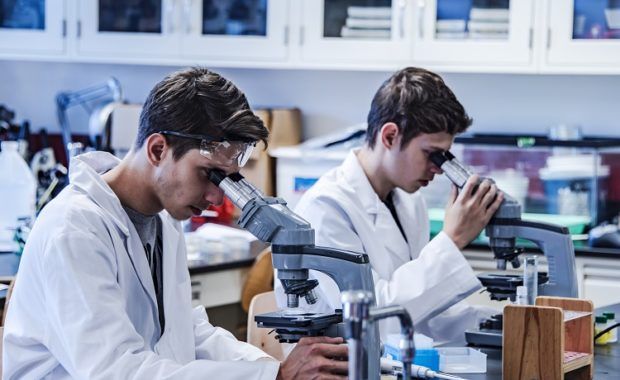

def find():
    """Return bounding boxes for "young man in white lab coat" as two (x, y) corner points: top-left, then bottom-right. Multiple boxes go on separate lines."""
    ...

(3, 67), (347, 379)
(276, 67), (504, 344)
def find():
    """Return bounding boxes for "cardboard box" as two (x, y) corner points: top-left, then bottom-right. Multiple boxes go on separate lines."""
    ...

(240, 108), (301, 197)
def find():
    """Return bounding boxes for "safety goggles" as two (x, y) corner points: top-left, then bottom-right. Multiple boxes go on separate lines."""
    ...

(158, 130), (255, 167)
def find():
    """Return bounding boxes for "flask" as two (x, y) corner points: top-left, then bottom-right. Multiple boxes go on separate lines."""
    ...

(0, 141), (36, 251)
(602, 312), (618, 343)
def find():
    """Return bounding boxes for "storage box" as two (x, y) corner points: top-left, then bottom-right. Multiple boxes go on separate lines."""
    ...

(437, 347), (486, 373)
(270, 146), (347, 209)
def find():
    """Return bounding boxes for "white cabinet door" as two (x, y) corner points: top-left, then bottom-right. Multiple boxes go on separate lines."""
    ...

(578, 258), (620, 308)
(77, 0), (181, 57)
(413, 0), (534, 67)
(300, 0), (412, 66)
(0, 0), (66, 55)
(547, 0), (620, 69)
(182, 0), (288, 61)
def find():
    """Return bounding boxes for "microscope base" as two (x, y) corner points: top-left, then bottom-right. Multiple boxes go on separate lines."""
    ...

(465, 328), (503, 347)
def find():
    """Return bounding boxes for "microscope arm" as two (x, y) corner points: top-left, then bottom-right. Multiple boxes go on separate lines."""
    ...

(486, 219), (578, 298)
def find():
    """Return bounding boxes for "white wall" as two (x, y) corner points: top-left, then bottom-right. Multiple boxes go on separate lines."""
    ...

(1, 60), (619, 140)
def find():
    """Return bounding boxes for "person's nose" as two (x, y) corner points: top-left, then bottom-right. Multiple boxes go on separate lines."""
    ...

(204, 185), (225, 206)
(430, 162), (443, 175)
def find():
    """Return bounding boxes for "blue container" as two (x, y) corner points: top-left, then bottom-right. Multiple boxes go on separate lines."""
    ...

(384, 345), (440, 371)
(541, 176), (608, 221)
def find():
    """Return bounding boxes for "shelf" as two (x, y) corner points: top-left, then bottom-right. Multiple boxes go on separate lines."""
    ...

(563, 352), (593, 373)
(564, 310), (592, 322)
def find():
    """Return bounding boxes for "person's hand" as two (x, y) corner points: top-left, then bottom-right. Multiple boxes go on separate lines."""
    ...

(277, 336), (348, 380)
(442, 175), (504, 249)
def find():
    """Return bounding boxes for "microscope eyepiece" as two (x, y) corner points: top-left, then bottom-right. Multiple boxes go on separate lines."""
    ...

(429, 151), (448, 168)
(207, 169), (227, 185)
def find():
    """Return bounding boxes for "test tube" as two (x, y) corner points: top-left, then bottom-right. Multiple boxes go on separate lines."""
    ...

(523, 256), (538, 305)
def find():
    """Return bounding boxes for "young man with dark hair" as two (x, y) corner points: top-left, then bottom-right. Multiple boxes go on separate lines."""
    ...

(3, 67), (347, 379)
(276, 67), (504, 344)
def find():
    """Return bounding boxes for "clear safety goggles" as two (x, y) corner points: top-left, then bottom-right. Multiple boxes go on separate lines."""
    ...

(158, 130), (255, 167)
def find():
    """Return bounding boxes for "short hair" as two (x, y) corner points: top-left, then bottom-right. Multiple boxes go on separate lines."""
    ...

(136, 67), (269, 160)
(366, 67), (472, 149)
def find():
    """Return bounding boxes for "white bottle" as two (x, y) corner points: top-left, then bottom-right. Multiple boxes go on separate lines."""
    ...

(515, 286), (528, 305)
(0, 141), (36, 251)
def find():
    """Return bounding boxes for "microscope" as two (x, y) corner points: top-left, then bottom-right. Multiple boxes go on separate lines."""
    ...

(430, 151), (579, 347)
(208, 170), (390, 379)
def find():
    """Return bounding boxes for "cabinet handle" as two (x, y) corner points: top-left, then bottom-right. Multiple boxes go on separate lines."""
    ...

(397, 0), (406, 39)
(166, 0), (175, 34)
(417, 0), (426, 39)
(183, 0), (193, 34)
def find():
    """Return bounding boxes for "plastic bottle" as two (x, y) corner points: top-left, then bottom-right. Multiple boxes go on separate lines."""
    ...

(602, 312), (618, 343)
(515, 286), (528, 305)
(0, 141), (36, 251)
(595, 316), (610, 345)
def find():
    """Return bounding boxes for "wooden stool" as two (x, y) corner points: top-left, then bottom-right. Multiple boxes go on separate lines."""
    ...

(503, 296), (594, 380)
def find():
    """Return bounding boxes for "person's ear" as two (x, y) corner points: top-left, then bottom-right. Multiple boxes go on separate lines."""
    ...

(379, 122), (400, 150)
(145, 133), (169, 166)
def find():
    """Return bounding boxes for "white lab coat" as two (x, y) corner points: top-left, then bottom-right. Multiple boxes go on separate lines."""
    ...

(275, 149), (496, 344)
(3, 152), (279, 380)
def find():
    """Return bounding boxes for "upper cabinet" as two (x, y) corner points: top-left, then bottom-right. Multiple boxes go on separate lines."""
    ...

(0, 0), (66, 55)
(546, 0), (620, 71)
(77, 0), (181, 57)
(77, 0), (288, 62)
(412, 0), (535, 68)
(2, 0), (620, 73)
(181, 0), (288, 61)
(299, 0), (412, 65)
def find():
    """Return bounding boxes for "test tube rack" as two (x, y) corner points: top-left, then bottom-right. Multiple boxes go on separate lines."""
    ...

(503, 296), (594, 380)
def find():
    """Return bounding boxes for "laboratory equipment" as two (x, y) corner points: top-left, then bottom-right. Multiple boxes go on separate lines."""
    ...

(0, 140), (36, 251)
(380, 357), (467, 379)
(523, 255), (538, 305)
(56, 77), (123, 162)
(341, 290), (414, 380)
(430, 150), (579, 347)
(207, 170), (381, 379)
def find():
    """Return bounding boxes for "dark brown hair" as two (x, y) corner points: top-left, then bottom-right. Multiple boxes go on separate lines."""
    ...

(366, 67), (472, 149)
(136, 67), (268, 160)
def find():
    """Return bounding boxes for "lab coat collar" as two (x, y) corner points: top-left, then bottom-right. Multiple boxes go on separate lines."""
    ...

(69, 151), (131, 237)
(340, 149), (411, 262)
(340, 149), (384, 216)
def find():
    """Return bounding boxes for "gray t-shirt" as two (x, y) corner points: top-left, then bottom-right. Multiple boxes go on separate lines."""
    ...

(123, 205), (165, 335)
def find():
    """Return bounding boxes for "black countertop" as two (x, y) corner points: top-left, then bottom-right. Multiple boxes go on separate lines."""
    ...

(466, 242), (620, 259)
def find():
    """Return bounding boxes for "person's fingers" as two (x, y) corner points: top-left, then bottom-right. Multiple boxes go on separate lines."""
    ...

(486, 191), (504, 217)
(310, 342), (349, 358)
(298, 336), (344, 346)
(472, 179), (492, 204)
(320, 358), (348, 374)
(460, 175), (480, 199)
(480, 183), (498, 208)
(446, 184), (458, 207)
(315, 375), (348, 380)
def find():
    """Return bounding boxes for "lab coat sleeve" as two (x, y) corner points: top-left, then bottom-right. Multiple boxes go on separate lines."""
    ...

(41, 228), (278, 380)
(294, 196), (482, 326)
(193, 305), (277, 362)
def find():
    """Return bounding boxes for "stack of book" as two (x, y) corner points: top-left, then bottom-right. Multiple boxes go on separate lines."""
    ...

(435, 19), (467, 39)
(340, 6), (392, 39)
(468, 5), (510, 40)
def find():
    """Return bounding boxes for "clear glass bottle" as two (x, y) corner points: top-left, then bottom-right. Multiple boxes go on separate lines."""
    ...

(523, 256), (538, 305)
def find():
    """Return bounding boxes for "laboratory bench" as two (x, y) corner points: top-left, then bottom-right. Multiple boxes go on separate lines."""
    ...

(453, 302), (620, 380)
